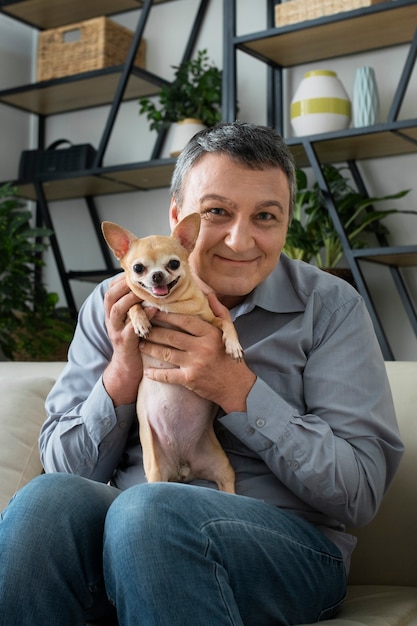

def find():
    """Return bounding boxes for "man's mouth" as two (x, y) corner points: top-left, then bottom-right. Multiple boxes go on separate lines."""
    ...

(139, 276), (180, 297)
(215, 254), (258, 265)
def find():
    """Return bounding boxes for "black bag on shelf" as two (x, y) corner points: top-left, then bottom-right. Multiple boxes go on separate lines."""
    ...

(18, 139), (97, 180)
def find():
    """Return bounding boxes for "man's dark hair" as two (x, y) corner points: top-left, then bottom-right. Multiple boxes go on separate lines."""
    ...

(170, 121), (296, 219)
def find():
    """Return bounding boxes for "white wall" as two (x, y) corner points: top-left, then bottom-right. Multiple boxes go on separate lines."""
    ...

(0, 14), (35, 182)
(0, 0), (416, 359)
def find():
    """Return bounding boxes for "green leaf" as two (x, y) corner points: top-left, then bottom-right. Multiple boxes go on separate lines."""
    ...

(138, 49), (222, 132)
(284, 165), (413, 269)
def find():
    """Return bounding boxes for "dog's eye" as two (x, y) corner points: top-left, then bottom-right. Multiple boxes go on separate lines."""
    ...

(167, 259), (180, 271)
(133, 263), (145, 274)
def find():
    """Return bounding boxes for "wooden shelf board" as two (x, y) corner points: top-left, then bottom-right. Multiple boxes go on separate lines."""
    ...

(241, 2), (417, 67)
(0, 68), (165, 115)
(288, 126), (417, 167)
(353, 246), (417, 266)
(364, 254), (417, 266)
(0, 0), (171, 29)
(397, 127), (417, 144)
(106, 160), (176, 190)
(16, 174), (136, 201)
(12, 160), (176, 201)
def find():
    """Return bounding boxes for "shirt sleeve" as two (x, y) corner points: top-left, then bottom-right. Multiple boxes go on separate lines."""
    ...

(219, 294), (404, 528)
(39, 279), (138, 484)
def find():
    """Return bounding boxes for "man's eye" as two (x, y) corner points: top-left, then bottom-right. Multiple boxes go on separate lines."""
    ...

(203, 208), (227, 218)
(133, 263), (145, 274)
(167, 259), (180, 271)
(257, 212), (275, 221)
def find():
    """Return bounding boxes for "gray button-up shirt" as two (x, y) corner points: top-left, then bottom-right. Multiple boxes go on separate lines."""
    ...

(41, 255), (403, 570)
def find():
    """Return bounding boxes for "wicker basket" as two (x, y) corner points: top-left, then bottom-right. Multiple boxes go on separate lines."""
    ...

(37, 17), (146, 82)
(275, 0), (388, 27)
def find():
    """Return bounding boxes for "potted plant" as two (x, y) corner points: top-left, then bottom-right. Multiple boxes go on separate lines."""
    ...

(139, 49), (222, 155)
(0, 183), (75, 361)
(284, 165), (413, 273)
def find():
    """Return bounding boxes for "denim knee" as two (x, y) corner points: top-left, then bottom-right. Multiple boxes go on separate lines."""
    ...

(3, 473), (114, 520)
(0, 474), (119, 624)
(103, 483), (194, 562)
(2, 473), (80, 522)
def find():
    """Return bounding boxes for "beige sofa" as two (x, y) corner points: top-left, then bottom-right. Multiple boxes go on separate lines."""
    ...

(0, 360), (416, 625)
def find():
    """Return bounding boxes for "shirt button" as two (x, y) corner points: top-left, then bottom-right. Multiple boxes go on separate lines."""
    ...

(256, 418), (265, 428)
(103, 418), (112, 427)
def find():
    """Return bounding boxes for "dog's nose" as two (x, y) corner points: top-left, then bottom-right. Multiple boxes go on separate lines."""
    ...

(152, 271), (165, 285)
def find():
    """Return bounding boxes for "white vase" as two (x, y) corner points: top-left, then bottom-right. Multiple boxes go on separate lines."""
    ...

(290, 70), (351, 136)
(169, 119), (206, 157)
(353, 66), (379, 127)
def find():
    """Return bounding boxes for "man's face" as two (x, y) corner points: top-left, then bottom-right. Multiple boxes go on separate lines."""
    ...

(170, 153), (290, 308)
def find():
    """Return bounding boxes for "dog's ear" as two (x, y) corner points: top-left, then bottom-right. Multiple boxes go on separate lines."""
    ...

(101, 221), (137, 260)
(172, 213), (201, 252)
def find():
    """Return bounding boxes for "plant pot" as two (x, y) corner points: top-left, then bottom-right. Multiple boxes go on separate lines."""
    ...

(169, 119), (206, 157)
(323, 267), (356, 288)
(290, 70), (351, 136)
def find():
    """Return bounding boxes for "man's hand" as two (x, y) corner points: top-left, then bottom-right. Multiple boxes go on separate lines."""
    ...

(139, 300), (256, 414)
(102, 274), (149, 407)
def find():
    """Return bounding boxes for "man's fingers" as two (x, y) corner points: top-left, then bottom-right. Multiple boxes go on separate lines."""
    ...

(207, 292), (232, 321)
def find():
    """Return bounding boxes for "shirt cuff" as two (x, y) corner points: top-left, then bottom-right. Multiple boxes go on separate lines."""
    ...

(82, 376), (136, 445)
(219, 377), (293, 452)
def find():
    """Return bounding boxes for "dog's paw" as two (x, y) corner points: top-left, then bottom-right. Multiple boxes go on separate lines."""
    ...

(224, 337), (244, 362)
(129, 308), (152, 338)
(133, 322), (152, 338)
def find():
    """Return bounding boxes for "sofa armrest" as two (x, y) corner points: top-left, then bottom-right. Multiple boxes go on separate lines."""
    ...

(0, 362), (66, 511)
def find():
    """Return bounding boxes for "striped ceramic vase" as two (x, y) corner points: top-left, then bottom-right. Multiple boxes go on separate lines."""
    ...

(290, 70), (351, 136)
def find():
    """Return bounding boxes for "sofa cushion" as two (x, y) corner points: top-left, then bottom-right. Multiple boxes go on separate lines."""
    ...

(297, 585), (417, 625)
(347, 361), (417, 588)
(0, 376), (55, 512)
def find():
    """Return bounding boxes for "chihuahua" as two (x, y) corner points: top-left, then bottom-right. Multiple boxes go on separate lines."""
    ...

(102, 213), (243, 493)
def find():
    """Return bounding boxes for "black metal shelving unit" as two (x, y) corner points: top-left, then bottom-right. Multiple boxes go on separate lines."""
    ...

(0, 0), (211, 313)
(1, 0), (417, 357)
(222, 0), (417, 360)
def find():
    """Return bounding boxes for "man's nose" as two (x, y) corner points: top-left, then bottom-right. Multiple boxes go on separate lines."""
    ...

(224, 221), (254, 252)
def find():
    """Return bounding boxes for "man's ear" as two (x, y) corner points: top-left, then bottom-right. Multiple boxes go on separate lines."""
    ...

(169, 198), (181, 233)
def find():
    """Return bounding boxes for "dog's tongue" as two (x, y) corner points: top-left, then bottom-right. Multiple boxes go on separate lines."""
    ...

(152, 285), (169, 296)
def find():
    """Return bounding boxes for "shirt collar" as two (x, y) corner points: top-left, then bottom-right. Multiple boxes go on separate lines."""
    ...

(230, 254), (305, 319)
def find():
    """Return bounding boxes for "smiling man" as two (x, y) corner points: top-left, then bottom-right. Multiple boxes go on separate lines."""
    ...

(0, 122), (403, 626)
(171, 151), (290, 306)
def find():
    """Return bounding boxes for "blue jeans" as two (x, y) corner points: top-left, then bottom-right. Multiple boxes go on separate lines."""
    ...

(0, 474), (346, 625)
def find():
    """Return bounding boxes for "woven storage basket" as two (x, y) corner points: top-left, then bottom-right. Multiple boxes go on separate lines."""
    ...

(37, 16), (146, 82)
(275, 0), (388, 27)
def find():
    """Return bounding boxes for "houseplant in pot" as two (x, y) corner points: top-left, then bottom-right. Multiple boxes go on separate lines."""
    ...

(284, 165), (413, 277)
(0, 183), (75, 361)
(139, 48), (222, 156)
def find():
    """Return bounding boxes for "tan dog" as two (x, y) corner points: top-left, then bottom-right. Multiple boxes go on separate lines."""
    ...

(102, 213), (243, 493)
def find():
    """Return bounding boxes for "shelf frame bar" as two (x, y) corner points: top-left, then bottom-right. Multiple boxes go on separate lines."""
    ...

(151, 0), (211, 159)
(34, 180), (77, 315)
(85, 195), (115, 272)
(302, 141), (395, 360)
(222, 0), (237, 122)
(348, 160), (417, 337)
(93, 0), (154, 168)
(387, 28), (417, 124)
